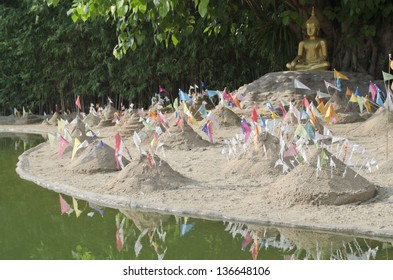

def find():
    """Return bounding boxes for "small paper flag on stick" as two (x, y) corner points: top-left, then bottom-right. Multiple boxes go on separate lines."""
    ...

(72, 197), (82, 218)
(59, 194), (72, 215)
(333, 69), (349, 80)
(75, 95), (82, 110)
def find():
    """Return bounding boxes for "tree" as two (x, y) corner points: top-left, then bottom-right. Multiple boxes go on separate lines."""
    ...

(46, 0), (393, 78)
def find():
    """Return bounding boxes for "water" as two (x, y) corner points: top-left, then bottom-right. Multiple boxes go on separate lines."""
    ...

(1, 133), (393, 260)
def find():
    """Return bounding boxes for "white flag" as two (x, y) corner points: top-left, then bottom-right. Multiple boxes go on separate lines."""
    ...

(324, 80), (339, 91)
(317, 90), (331, 99)
(294, 79), (311, 90)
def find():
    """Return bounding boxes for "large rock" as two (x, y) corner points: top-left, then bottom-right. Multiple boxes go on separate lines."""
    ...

(237, 71), (382, 114)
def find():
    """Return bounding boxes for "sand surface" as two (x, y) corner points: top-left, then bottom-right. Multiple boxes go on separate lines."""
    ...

(3, 71), (393, 240)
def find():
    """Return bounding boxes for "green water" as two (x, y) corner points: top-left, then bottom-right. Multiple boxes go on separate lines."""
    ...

(1, 133), (393, 260)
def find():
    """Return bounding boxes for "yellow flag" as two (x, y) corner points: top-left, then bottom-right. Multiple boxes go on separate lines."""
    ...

(349, 93), (358, 103)
(71, 138), (81, 160)
(364, 96), (372, 113)
(324, 104), (332, 124)
(173, 98), (179, 111)
(317, 101), (326, 115)
(334, 69), (349, 80)
(271, 111), (278, 119)
(357, 96), (364, 113)
(72, 197), (82, 218)
(183, 103), (197, 125)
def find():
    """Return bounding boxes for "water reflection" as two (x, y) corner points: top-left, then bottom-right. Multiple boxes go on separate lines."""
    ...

(1, 133), (392, 260)
(103, 207), (384, 260)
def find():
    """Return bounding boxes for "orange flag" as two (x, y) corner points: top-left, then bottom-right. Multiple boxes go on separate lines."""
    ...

(346, 87), (353, 96)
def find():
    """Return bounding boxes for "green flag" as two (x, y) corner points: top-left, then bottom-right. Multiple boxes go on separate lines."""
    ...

(382, 71), (393, 81)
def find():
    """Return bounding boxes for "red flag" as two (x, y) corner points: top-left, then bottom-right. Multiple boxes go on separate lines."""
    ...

(116, 218), (125, 252)
(251, 104), (258, 122)
(302, 96), (310, 109)
(147, 151), (154, 168)
(75, 95), (81, 110)
(114, 133), (122, 170)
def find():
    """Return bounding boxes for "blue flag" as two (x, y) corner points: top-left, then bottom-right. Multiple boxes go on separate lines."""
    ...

(178, 89), (193, 103)
(198, 103), (207, 118)
(259, 114), (266, 127)
(355, 87), (361, 97)
(375, 84), (386, 100)
(304, 122), (315, 140)
(376, 91), (384, 107)
(206, 89), (220, 98)
(336, 78), (342, 92)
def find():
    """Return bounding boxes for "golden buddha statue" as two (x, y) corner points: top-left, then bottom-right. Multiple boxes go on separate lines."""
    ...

(286, 8), (330, 71)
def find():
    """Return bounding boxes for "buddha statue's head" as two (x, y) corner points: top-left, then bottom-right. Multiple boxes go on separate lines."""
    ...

(306, 7), (320, 38)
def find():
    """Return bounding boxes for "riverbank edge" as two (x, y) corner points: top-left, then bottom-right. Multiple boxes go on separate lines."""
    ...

(6, 126), (393, 242)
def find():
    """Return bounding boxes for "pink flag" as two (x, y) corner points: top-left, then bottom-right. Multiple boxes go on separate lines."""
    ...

(58, 135), (69, 159)
(278, 104), (287, 120)
(251, 104), (258, 122)
(369, 81), (377, 101)
(157, 111), (169, 129)
(283, 144), (297, 158)
(75, 95), (81, 110)
(159, 86), (167, 93)
(207, 122), (213, 143)
(59, 194), (71, 215)
(176, 113), (184, 132)
(242, 232), (252, 250)
(241, 118), (251, 143)
(222, 87), (234, 104)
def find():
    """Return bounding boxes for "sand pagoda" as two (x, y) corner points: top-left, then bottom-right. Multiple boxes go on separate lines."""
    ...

(97, 104), (116, 127)
(68, 141), (130, 174)
(268, 148), (377, 206)
(212, 105), (241, 127)
(158, 119), (211, 151)
(109, 152), (192, 193)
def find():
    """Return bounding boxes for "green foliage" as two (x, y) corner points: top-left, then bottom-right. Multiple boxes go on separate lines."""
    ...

(72, 245), (95, 260)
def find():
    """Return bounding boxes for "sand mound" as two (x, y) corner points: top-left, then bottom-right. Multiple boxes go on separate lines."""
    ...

(0, 115), (16, 125)
(68, 141), (130, 174)
(15, 112), (42, 125)
(212, 105), (241, 127)
(268, 149), (377, 206)
(48, 112), (61, 125)
(159, 121), (211, 150)
(110, 153), (192, 193)
(103, 104), (116, 120)
(119, 113), (144, 136)
(83, 112), (101, 127)
(223, 132), (283, 179)
(350, 109), (393, 137)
